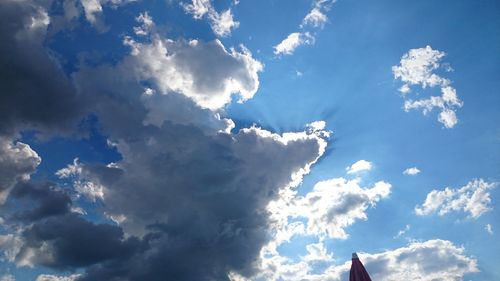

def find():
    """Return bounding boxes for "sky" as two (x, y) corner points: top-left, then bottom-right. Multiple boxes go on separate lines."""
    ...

(0, 0), (499, 281)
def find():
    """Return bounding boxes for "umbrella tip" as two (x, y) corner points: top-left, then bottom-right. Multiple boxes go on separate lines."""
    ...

(352, 252), (358, 259)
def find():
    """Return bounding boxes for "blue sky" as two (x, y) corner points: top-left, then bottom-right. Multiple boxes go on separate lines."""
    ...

(0, 0), (499, 280)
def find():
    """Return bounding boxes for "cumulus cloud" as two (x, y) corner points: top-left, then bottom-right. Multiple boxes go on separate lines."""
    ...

(16, 213), (138, 270)
(262, 175), (390, 272)
(182, 0), (240, 37)
(250, 239), (477, 281)
(392, 46), (463, 128)
(0, 13), (331, 281)
(288, 178), (391, 239)
(273, 32), (314, 55)
(346, 160), (372, 174)
(9, 182), (72, 222)
(403, 167), (420, 175)
(120, 31), (262, 110)
(0, 0), (85, 136)
(0, 137), (41, 204)
(415, 179), (497, 219)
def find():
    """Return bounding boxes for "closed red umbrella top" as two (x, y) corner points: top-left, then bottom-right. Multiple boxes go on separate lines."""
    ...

(349, 253), (372, 281)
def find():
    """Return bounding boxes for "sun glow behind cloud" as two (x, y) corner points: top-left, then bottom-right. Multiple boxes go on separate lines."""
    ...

(0, 0), (498, 280)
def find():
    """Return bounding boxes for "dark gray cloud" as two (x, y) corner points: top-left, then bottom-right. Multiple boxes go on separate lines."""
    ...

(17, 213), (139, 270)
(0, 0), (84, 136)
(58, 36), (325, 279)
(0, 3), (328, 280)
(9, 182), (72, 222)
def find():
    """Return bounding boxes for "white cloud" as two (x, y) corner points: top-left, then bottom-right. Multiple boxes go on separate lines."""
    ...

(403, 167), (420, 175)
(274, 0), (336, 56)
(394, 224), (410, 238)
(302, 8), (327, 28)
(291, 178), (391, 239)
(302, 241), (334, 262)
(415, 179), (497, 219)
(133, 11), (154, 36)
(80, 0), (102, 24)
(266, 177), (390, 252)
(0, 275), (15, 281)
(182, 0), (239, 37)
(392, 46), (463, 128)
(208, 8), (239, 37)
(346, 160), (372, 174)
(0, 137), (41, 204)
(438, 108), (458, 128)
(56, 158), (105, 202)
(35, 275), (80, 281)
(122, 34), (262, 110)
(0, 234), (23, 263)
(79, 0), (137, 30)
(248, 239), (477, 281)
(342, 240), (478, 281)
(273, 32), (314, 55)
(485, 224), (493, 235)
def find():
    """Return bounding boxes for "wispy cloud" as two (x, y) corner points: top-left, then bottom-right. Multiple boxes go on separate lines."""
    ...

(182, 0), (239, 37)
(274, 0), (336, 56)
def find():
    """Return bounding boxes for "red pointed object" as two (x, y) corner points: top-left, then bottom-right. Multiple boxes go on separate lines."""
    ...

(349, 253), (372, 281)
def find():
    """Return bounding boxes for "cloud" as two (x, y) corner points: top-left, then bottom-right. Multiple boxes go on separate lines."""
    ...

(0, 233), (23, 263)
(274, 0), (336, 55)
(68, 125), (327, 280)
(251, 239), (477, 281)
(0, 137), (41, 204)
(0, 275), (15, 281)
(0, 15), (330, 281)
(0, 0), (85, 136)
(9, 182), (72, 222)
(133, 11), (154, 36)
(301, 0), (336, 28)
(485, 224), (493, 235)
(56, 158), (105, 202)
(302, 8), (328, 28)
(346, 160), (372, 174)
(80, 0), (103, 25)
(36, 275), (80, 281)
(16, 213), (139, 269)
(182, 0), (240, 37)
(392, 46), (463, 128)
(415, 179), (497, 219)
(119, 32), (262, 110)
(273, 32), (314, 55)
(266, 175), (391, 258)
(394, 224), (410, 239)
(288, 178), (391, 239)
(343, 240), (478, 281)
(79, 0), (137, 31)
(403, 167), (420, 175)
